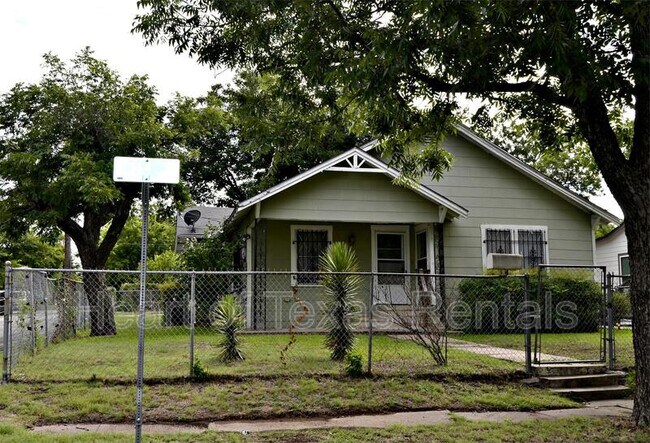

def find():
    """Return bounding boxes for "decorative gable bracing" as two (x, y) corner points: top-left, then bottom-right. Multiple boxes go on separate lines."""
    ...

(235, 148), (468, 222)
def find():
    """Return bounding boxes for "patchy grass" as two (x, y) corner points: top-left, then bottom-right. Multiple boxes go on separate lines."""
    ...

(0, 417), (647, 443)
(0, 376), (578, 426)
(11, 315), (520, 382)
(456, 329), (634, 369)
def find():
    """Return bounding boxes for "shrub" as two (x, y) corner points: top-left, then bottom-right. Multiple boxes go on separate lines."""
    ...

(192, 359), (209, 381)
(345, 353), (364, 377)
(320, 242), (361, 361)
(457, 274), (602, 333)
(612, 291), (632, 325)
(213, 294), (246, 362)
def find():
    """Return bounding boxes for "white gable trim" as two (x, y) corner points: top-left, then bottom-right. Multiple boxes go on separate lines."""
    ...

(235, 148), (468, 219)
(360, 127), (620, 224)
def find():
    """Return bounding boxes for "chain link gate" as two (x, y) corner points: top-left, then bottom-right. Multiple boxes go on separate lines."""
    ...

(533, 265), (613, 366)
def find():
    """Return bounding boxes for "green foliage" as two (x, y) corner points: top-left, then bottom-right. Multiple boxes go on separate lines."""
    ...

(182, 226), (239, 271)
(0, 48), (185, 271)
(134, 1), (642, 186)
(458, 275), (602, 333)
(595, 223), (616, 240)
(148, 250), (185, 272)
(345, 353), (364, 378)
(0, 231), (64, 285)
(105, 211), (176, 271)
(191, 359), (209, 381)
(320, 242), (361, 361)
(612, 291), (632, 325)
(213, 294), (246, 362)
(167, 72), (367, 206)
(628, 369), (636, 391)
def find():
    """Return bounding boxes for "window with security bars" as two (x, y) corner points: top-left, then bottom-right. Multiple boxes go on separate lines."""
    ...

(295, 229), (330, 284)
(483, 226), (547, 268)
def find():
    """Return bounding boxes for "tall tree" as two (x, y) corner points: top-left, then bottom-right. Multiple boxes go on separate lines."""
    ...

(0, 49), (181, 335)
(135, 1), (650, 425)
(106, 209), (176, 271)
(168, 72), (365, 206)
(0, 231), (64, 285)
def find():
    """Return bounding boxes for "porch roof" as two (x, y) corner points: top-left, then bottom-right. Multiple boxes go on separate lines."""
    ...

(233, 148), (468, 224)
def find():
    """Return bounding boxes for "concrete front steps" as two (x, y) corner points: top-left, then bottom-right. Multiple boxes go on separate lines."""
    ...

(531, 364), (632, 401)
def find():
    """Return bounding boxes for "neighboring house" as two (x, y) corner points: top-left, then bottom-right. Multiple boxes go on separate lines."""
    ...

(179, 125), (620, 329)
(175, 206), (233, 252)
(596, 223), (629, 276)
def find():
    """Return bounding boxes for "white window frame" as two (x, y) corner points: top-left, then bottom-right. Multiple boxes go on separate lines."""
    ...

(371, 225), (411, 305)
(619, 254), (630, 276)
(480, 224), (549, 268)
(371, 225), (411, 274)
(290, 225), (333, 287)
(414, 223), (435, 273)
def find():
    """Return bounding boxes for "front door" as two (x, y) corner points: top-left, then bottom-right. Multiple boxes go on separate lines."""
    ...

(372, 226), (410, 304)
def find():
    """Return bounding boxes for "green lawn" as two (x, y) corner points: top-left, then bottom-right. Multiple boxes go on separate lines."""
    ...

(1, 313), (586, 427)
(0, 377), (579, 426)
(0, 417), (647, 443)
(10, 312), (521, 382)
(455, 329), (634, 369)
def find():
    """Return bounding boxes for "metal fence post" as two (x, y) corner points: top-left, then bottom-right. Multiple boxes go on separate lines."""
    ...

(29, 272), (36, 355)
(189, 272), (196, 378)
(523, 274), (532, 375)
(2, 261), (12, 383)
(367, 275), (374, 375)
(43, 298), (48, 348)
(43, 276), (49, 348)
(606, 273), (615, 371)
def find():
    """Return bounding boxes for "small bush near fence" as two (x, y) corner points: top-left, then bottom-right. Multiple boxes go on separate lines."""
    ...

(458, 274), (602, 333)
(612, 291), (632, 324)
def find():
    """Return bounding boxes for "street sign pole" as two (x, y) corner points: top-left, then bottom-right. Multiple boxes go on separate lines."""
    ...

(113, 157), (179, 443)
(134, 181), (149, 443)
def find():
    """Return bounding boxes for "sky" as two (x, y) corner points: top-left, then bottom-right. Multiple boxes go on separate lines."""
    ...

(0, 0), (624, 219)
(0, 0), (228, 103)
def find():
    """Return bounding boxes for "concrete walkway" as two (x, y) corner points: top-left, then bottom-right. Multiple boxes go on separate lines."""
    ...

(446, 338), (571, 363)
(33, 399), (633, 435)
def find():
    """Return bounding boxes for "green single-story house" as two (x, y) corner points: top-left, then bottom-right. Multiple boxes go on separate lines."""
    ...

(179, 125), (620, 330)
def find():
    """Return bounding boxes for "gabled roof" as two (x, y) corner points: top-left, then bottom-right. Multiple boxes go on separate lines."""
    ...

(234, 147), (469, 221)
(361, 125), (621, 224)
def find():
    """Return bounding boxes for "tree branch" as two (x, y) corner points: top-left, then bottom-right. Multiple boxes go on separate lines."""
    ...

(410, 70), (575, 109)
(56, 217), (86, 248)
(97, 195), (136, 266)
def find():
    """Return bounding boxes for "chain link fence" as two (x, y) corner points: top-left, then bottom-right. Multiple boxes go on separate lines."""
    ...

(1, 265), (617, 383)
(533, 265), (608, 364)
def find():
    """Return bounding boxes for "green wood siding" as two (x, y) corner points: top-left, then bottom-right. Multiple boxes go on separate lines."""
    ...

(259, 172), (441, 224)
(264, 220), (374, 272)
(260, 220), (378, 329)
(424, 134), (594, 274)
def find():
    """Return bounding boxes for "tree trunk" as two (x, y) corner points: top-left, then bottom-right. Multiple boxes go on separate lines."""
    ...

(77, 245), (117, 337)
(624, 218), (650, 427)
(53, 234), (78, 341)
(83, 272), (116, 337)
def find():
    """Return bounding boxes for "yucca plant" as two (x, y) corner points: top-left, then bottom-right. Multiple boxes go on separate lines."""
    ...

(213, 294), (246, 362)
(320, 242), (361, 361)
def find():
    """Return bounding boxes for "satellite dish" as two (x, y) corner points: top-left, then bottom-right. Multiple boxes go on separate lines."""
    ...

(183, 210), (201, 232)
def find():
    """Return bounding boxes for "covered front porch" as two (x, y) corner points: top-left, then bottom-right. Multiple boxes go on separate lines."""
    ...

(230, 148), (467, 330)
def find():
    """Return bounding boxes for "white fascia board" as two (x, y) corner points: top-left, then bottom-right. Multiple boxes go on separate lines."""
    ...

(235, 148), (468, 219)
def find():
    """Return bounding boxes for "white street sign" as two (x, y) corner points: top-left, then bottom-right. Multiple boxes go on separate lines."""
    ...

(113, 157), (180, 184)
